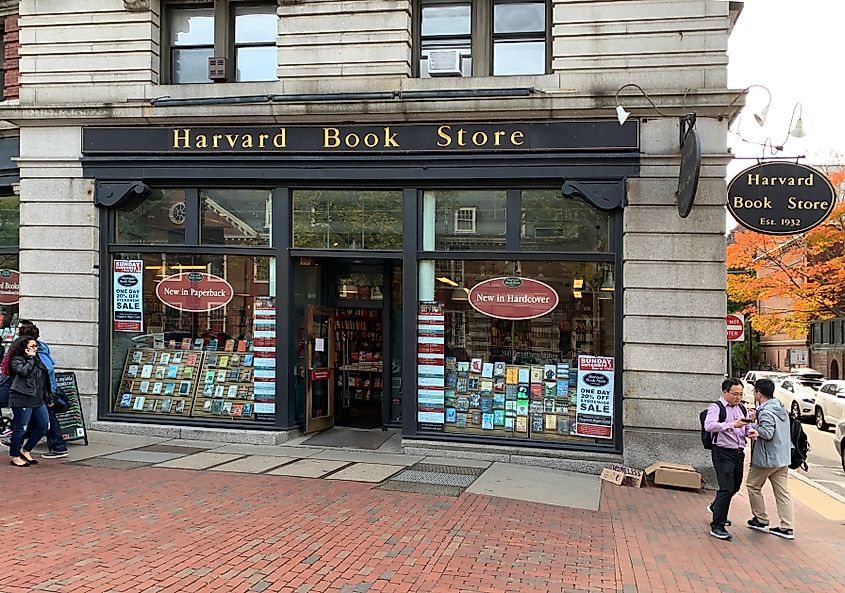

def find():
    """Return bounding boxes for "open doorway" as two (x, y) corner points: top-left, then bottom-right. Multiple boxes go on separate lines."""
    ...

(295, 258), (402, 433)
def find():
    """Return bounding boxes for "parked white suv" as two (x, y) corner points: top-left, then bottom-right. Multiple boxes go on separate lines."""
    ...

(775, 378), (817, 420)
(814, 380), (845, 431)
(742, 371), (789, 404)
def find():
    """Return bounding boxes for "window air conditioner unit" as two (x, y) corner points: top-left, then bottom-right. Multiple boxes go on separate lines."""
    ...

(428, 49), (463, 77)
(208, 56), (227, 81)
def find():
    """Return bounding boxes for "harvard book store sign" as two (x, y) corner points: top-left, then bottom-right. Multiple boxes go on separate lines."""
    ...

(727, 162), (836, 235)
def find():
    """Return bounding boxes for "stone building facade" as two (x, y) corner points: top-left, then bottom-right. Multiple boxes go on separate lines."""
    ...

(0, 0), (744, 477)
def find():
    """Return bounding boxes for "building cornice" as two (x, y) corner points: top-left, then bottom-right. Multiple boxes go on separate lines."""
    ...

(124, 0), (152, 10)
(0, 0), (18, 17)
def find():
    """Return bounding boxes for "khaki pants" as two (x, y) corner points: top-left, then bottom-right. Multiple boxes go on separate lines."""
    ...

(746, 465), (794, 530)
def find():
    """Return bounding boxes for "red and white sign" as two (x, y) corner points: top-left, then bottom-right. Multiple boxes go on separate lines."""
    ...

(0, 269), (20, 305)
(726, 313), (745, 342)
(155, 272), (234, 313)
(467, 277), (559, 320)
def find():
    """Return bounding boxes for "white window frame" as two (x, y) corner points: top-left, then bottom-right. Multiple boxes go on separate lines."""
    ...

(454, 207), (477, 234)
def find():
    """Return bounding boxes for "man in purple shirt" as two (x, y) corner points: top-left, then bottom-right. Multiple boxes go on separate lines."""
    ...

(704, 378), (758, 540)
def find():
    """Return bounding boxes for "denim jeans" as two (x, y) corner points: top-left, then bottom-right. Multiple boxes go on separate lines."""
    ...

(9, 404), (49, 458)
(23, 406), (67, 452)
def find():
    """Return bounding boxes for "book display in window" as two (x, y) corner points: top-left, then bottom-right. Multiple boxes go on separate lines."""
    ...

(114, 348), (204, 416)
(191, 351), (257, 420)
(442, 358), (576, 441)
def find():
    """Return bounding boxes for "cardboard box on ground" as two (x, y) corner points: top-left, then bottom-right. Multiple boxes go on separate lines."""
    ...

(601, 462), (702, 490)
(643, 462), (702, 490)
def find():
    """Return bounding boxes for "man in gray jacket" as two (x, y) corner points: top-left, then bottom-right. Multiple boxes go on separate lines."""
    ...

(746, 378), (795, 539)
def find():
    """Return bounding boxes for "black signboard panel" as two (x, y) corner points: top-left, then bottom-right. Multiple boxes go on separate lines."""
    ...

(82, 121), (639, 155)
(727, 162), (836, 235)
(677, 126), (701, 218)
(55, 372), (88, 444)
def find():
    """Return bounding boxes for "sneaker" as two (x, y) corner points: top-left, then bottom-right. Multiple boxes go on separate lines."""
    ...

(709, 527), (732, 540)
(0, 439), (9, 448)
(707, 504), (732, 527)
(747, 517), (770, 532)
(0, 429), (11, 438)
(769, 527), (794, 540)
(41, 451), (68, 459)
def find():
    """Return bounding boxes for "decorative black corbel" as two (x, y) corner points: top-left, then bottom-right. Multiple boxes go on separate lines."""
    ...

(94, 181), (151, 207)
(561, 180), (626, 211)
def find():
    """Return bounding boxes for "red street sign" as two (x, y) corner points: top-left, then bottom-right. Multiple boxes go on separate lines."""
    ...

(156, 272), (234, 313)
(726, 313), (745, 341)
(0, 269), (20, 305)
(467, 277), (559, 320)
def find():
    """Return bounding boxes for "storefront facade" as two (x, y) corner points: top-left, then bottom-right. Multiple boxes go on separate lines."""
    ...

(83, 121), (634, 455)
(5, 0), (743, 474)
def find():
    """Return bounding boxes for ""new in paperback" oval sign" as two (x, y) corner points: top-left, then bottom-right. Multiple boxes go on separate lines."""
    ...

(156, 272), (234, 313)
(467, 277), (559, 320)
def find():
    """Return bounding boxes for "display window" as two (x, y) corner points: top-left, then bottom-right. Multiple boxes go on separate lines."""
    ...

(0, 194), (20, 343)
(109, 253), (276, 423)
(417, 259), (616, 443)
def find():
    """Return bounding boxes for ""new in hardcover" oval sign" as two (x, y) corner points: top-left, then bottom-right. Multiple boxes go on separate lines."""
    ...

(467, 277), (559, 320)
(156, 272), (234, 313)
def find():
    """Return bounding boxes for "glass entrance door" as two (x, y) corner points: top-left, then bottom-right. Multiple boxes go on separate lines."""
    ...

(305, 305), (335, 433)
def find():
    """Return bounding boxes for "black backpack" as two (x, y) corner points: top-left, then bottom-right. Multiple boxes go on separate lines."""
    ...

(788, 416), (810, 471)
(700, 401), (747, 449)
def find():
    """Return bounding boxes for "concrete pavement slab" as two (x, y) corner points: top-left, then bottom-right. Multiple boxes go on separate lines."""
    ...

(266, 458), (349, 478)
(324, 463), (404, 483)
(209, 455), (299, 474)
(154, 452), (245, 469)
(465, 462), (601, 510)
(158, 438), (228, 449)
(213, 443), (326, 457)
(420, 455), (492, 469)
(102, 450), (186, 463)
(79, 430), (169, 448)
(309, 449), (423, 466)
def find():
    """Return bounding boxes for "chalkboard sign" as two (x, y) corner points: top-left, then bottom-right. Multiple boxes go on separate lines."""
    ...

(55, 372), (88, 444)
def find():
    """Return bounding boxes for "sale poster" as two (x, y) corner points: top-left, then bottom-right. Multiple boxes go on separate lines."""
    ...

(113, 260), (144, 332)
(574, 355), (614, 439)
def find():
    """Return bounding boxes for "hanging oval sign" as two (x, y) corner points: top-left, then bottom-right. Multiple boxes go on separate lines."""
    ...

(727, 162), (836, 235)
(0, 269), (20, 305)
(155, 272), (234, 313)
(467, 277), (559, 320)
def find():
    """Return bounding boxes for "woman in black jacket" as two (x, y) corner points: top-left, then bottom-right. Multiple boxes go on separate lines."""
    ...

(5, 337), (50, 467)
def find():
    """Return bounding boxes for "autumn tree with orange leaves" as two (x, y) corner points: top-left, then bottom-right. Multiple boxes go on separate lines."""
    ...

(727, 167), (845, 338)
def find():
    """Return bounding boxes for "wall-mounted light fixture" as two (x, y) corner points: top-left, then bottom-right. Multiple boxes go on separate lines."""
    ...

(614, 83), (700, 219)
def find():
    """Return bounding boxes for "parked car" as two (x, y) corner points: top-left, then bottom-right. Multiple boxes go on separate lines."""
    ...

(742, 370), (789, 404)
(787, 367), (825, 391)
(835, 419), (845, 473)
(774, 378), (817, 421)
(813, 380), (845, 431)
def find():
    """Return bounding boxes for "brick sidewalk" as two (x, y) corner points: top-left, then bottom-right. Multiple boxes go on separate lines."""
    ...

(1, 463), (843, 593)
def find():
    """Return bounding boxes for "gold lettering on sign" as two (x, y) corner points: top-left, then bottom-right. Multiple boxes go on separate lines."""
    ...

(746, 173), (814, 186)
(435, 125), (526, 148)
(323, 127), (399, 148)
(273, 129), (287, 148)
(173, 129), (191, 149)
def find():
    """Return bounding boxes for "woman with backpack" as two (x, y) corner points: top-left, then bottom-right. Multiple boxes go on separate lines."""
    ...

(6, 336), (51, 467)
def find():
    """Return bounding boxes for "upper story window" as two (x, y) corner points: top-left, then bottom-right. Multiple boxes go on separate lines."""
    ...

(454, 207), (477, 233)
(165, 2), (278, 84)
(417, 0), (548, 78)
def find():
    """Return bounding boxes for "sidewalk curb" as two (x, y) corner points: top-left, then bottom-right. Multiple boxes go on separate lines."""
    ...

(790, 469), (845, 505)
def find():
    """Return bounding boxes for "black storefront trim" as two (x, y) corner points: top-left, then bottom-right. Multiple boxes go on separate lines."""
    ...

(87, 133), (638, 452)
